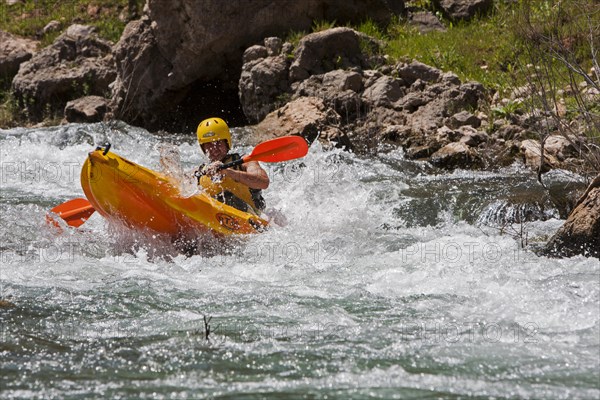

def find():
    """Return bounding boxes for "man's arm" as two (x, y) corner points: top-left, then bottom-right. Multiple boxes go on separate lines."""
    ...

(223, 161), (269, 189)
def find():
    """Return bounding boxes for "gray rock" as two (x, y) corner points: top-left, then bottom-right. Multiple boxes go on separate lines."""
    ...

(457, 126), (488, 146)
(409, 11), (446, 33)
(292, 71), (364, 122)
(322, 69), (363, 92)
(397, 60), (442, 84)
(494, 124), (523, 140)
(430, 142), (482, 169)
(243, 45), (269, 64)
(239, 54), (290, 123)
(12, 24), (115, 121)
(0, 30), (38, 82)
(433, 0), (494, 21)
(362, 75), (405, 107)
(264, 37), (283, 56)
(545, 175), (600, 258)
(519, 139), (560, 172)
(289, 27), (376, 82)
(447, 110), (481, 129)
(64, 95), (109, 123)
(543, 135), (578, 161)
(254, 96), (350, 149)
(395, 91), (431, 112)
(42, 20), (61, 35)
(435, 126), (463, 144)
(407, 143), (442, 159)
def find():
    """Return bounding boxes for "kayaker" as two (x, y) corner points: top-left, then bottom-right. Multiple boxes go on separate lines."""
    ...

(195, 117), (269, 215)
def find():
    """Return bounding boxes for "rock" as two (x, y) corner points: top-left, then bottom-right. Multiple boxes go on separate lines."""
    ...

(12, 24), (115, 121)
(110, 18), (169, 128)
(0, 30), (38, 83)
(543, 135), (578, 161)
(289, 27), (378, 82)
(42, 20), (61, 35)
(494, 124), (524, 140)
(407, 143), (442, 159)
(397, 60), (442, 85)
(291, 70), (364, 122)
(395, 91), (431, 112)
(348, 107), (407, 152)
(435, 125), (462, 144)
(322, 69), (363, 92)
(545, 174), (600, 258)
(519, 135), (581, 171)
(519, 139), (560, 172)
(64, 95), (109, 123)
(111, 0), (403, 130)
(430, 142), (481, 169)
(362, 75), (405, 107)
(243, 45), (269, 63)
(457, 126), (488, 146)
(0, 298), (16, 308)
(446, 110), (481, 129)
(254, 96), (350, 149)
(239, 54), (290, 123)
(264, 37), (283, 56)
(433, 0), (494, 21)
(409, 11), (446, 33)
(379, 124), (412, 144)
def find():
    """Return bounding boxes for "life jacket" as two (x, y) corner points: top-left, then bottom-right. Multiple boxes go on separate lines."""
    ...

(197, 153), (265, 215)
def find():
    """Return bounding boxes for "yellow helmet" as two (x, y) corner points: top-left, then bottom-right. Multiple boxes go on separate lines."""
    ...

(196, 117), (231, 151)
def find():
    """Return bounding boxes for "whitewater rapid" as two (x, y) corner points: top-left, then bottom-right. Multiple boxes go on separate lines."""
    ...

(1, 122), (598, 399)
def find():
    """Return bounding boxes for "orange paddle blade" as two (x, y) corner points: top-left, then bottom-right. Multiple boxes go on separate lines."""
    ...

(47, 198), (95, 228)
(243, 136), (309, 163)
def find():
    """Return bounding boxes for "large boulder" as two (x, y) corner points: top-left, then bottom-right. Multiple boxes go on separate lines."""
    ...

(289, 27), (379, 82)
(0, 30), (38, 84)
(545, 174), (600, 258)
(238, 42), (291, 124)
(111, 0), (404, 130)
(12, 25), (115, 121)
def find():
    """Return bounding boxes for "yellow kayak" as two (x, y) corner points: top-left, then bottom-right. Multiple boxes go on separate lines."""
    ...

(80, 147), (268, 237)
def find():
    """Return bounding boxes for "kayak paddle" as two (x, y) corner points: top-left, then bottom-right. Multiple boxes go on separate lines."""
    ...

(46, 197), (95, 228)
(219, 135), (309, 170)
(49, 135), (309, 228)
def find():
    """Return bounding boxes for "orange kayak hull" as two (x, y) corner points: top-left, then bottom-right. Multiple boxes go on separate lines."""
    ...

(80, 149), (267, 237)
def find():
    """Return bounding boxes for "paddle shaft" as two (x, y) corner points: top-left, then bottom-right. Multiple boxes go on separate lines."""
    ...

(219, 157), (245, 170)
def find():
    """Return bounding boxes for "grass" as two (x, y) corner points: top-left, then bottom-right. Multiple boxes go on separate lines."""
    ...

(0, 0), (143, 44)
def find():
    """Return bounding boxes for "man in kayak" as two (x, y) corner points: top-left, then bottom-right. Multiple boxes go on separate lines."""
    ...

(196, 117), (269, 215)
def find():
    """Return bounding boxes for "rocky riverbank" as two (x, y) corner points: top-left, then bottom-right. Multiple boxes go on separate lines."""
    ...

(1, 0), (598, 258)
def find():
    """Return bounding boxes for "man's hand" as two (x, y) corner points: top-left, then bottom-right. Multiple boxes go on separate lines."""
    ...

(203, 161), (226, 181)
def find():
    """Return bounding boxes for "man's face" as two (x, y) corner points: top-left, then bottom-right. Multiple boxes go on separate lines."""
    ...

(202, 140), (229, 161)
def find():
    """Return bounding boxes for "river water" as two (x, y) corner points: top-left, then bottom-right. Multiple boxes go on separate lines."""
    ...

(1, 122), (598, 399)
